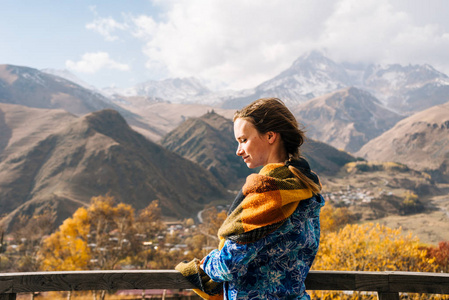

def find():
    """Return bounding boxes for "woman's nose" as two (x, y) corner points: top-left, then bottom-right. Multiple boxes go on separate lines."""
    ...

(236, 145), (244, 156)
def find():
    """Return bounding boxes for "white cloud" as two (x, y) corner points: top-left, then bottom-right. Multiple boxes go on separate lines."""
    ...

(66, 52), (130, 73)
(317, 0), (449, 68)
(128, 0), (336, 90)
(86, 17), (127, 41)
(131, 15), (157, 40)
(90, 0), (449, 89)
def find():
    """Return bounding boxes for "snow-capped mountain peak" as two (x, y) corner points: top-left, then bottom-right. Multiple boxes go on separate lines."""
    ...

(221, 51), (449, 113)
(103, 77), (212, 103)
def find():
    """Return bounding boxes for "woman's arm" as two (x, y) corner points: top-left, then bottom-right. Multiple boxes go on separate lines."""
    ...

(202, 239), (259, 282)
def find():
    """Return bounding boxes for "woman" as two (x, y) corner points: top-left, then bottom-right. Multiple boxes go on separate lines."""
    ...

(176, 98), (325, 300)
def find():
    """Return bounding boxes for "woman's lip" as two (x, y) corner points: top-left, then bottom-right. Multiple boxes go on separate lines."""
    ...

(243, 156), (249, 161)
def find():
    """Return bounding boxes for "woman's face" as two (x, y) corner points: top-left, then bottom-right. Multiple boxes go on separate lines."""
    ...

(233, 118), (273, 169)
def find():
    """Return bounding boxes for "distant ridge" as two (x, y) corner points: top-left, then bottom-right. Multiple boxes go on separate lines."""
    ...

(362, 64), (449, 114)
(356, 101), (449, 180)
(301, 138), (356, 176)
(0, 104), (229, 228)
(0, 64), (115, 115)
(0, 64), (162, 141)
(221, 51), (352, 109)
(293, 87), (403, 153)
(109, 77), (212, 103)
(108, 95), (235, 141)
(161, 111), (356, 189)
(161, 111), (252, 189)
(219, 51), (449, 116)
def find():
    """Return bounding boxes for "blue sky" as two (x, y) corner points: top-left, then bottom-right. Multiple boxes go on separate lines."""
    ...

(1, 0), (449, 91)
(1, 1), (159, 88)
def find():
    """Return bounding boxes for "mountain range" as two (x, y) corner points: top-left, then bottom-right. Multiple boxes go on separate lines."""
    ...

(34, 51), (449, 146)
(0, 103), (229, 229)
(0, 64), (116, 115)
(161, 111), (356, 186)
(220, 51), (353, 109)
(41, 51), (449, 119)
(292, 87), (403, 153)
(362, 63), (449, 114)
(96, 51), (449, 118)
(106, 94), (235, 141)
(219, 51), (449, 115)
(93, 52), (449, 159)
(0, 64), (162, 141)
(160, 111), (252, 189)
(1, 49), (449, 228)
(356, 101), (449, 181)
(103, 77), (213, 104)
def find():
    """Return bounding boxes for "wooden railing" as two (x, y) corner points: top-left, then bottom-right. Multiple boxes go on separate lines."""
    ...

(0, 270), (448, 299)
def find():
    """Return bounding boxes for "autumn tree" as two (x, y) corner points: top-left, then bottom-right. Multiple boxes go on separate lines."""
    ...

(87, 195), (140, 270)
(425, 241), (449, 273)
(131, 200), (166, 268)
(401, 191), (424, 215)
(135, 200), (165, 242)
(311, 223), (438, 299)
(40, 207), (91, 271)
(320, 203), (357, 234)
(39, 195), (142, 271)
(315, 223), (435, 272)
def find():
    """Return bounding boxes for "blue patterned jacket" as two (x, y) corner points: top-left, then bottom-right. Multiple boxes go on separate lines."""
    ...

(202, 194), (325, 299)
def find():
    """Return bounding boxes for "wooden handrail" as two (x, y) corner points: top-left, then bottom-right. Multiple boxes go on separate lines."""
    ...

(306, 271), (449, 299)
(0, 270), (448, 299)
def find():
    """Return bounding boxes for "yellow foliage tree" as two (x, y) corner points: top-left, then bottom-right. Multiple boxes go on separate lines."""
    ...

(39, 195), (142, 271)
(311, 223), (438, 299)
(135, 200), (166, 241)
(85, 195), (139, 270)
(40, 207), (91, 271)
(320, 203), (357, 234)
(315, 223), (435, 272)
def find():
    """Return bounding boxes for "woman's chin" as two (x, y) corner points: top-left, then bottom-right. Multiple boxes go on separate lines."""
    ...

(246, 162), (260, 169)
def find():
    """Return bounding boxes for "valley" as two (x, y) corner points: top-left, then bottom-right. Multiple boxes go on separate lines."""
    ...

(321, 163), (449, 244)
(1, 51), (448, 246)
(373, 187), (449, 244)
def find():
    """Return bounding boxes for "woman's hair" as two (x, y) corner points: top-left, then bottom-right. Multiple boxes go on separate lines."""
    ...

(234, 97), (321, 194)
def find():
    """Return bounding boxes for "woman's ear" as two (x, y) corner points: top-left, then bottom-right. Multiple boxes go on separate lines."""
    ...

(267, 131), (277, 144)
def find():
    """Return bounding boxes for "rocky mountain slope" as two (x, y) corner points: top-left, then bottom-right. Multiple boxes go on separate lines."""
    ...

(356, 101), (449, 180)
(292, 87), (403, 153)
(42, 68), (97, 92)
(300, 138), (357, 175)
(160, 111), (356, 189)
(0, 64), (161, 140)
(0, 104), (229, 228)
(0, 64), (116, 115)
(36, 54), (449, 146)
(362, 64), (449, 115)
(0, 103), (77, 158)
(221, 51), (352, 109)
(108, 95), (235, 141)
(160, 111), (252, 189)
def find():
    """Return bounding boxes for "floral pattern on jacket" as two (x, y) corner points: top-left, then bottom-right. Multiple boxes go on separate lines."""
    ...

(202, 194), (325, 300)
